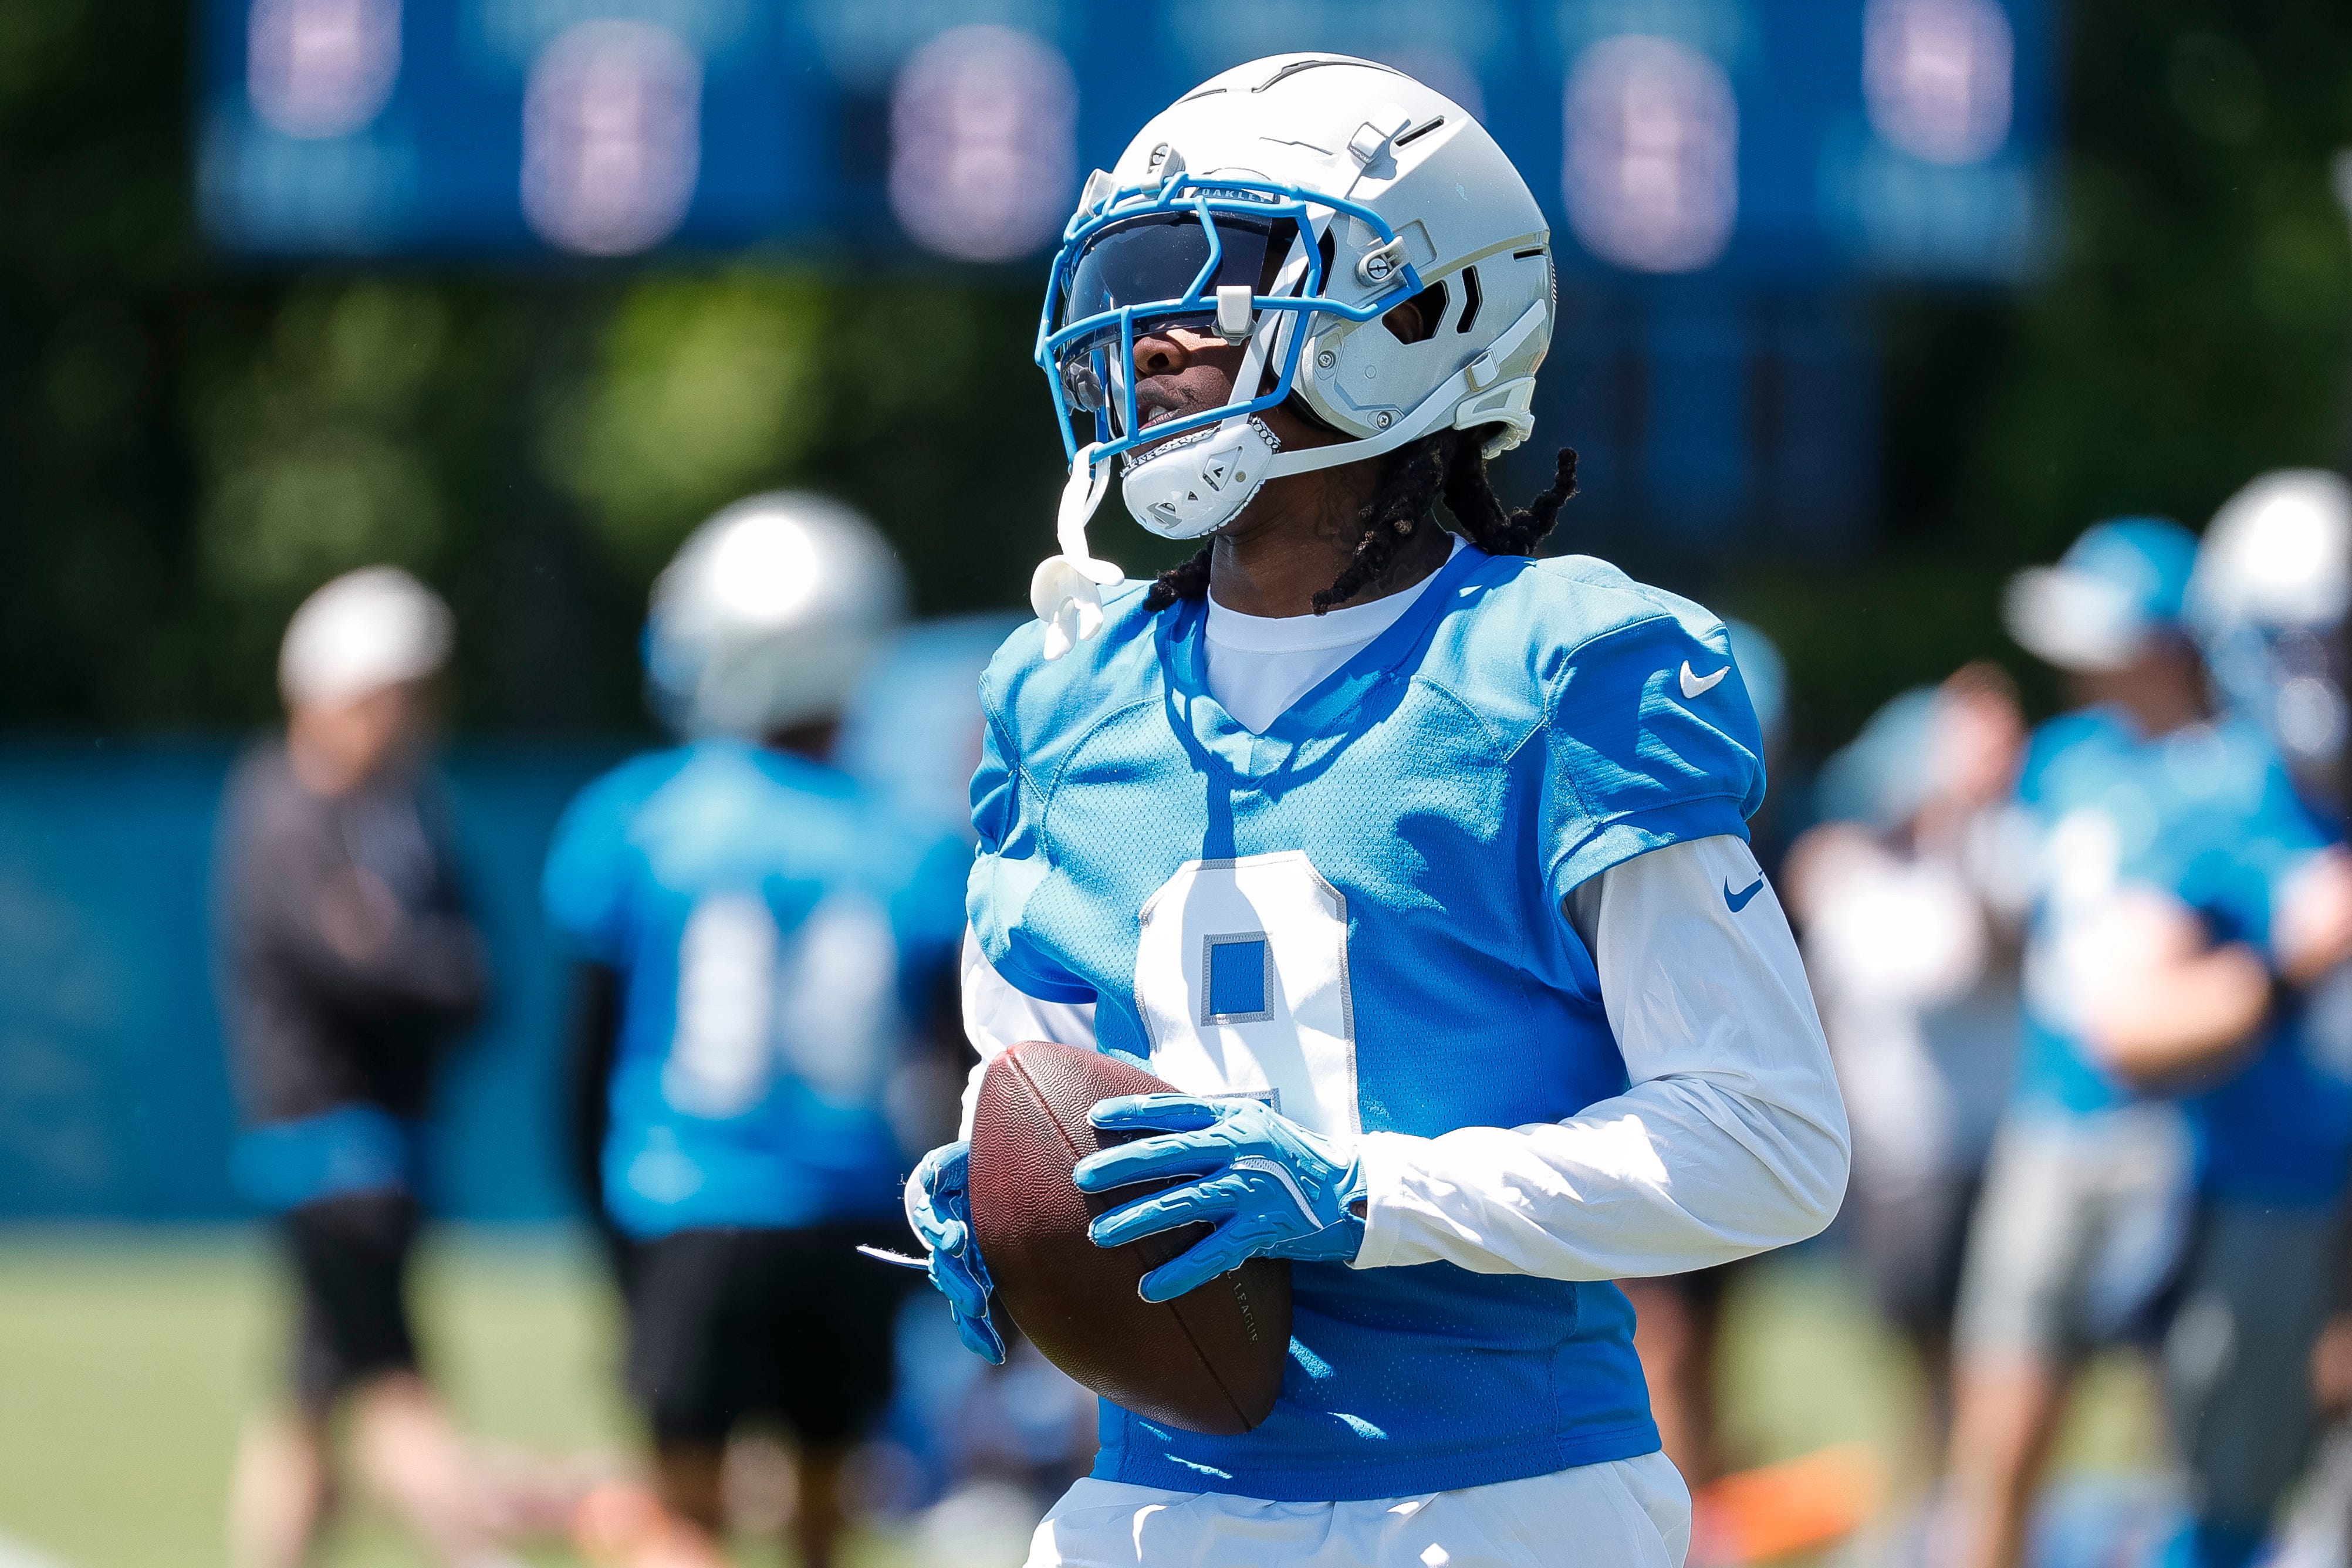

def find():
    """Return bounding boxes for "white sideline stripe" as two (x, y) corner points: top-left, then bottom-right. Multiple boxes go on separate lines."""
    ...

(0, 1532), (72, 1568)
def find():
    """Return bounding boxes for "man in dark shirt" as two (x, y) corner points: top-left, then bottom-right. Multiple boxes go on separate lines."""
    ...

(217, 566), (515, 1568)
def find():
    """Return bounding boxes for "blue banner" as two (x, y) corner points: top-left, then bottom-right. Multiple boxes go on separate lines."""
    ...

(0, 740), (628, 1223)
(198, 0), (2055, 282)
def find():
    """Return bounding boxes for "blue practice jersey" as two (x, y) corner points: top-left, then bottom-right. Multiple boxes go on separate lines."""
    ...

(968, 544), (1766, 1502)
(544, 740), (966, 1239)
(2012, 708), (2350, 1205)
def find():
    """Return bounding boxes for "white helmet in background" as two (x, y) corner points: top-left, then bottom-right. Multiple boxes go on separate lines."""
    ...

(645, 492), (907, 739)
(279, 566), (454, 709)
(2190, 468), (2351, 772)
(1030, 53), (1553, 656)
(2192, 470), (2351, 633)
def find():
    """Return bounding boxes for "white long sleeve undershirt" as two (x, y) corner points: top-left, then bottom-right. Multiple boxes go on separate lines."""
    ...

(955, 833), (1850, 1282)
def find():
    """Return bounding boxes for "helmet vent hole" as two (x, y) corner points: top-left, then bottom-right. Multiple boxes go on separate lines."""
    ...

(1381, 280), (1446, 345)
(1457, 266), (1482, 334)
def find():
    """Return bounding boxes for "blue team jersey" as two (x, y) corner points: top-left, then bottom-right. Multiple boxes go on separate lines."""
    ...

(968, 543), (1766, 1502)
(2012, 708), (2350, 1205)
(544, 740), (966, 1239)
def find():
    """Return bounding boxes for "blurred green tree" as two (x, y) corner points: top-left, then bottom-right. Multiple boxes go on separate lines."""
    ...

(1742, 0), (2352, 748)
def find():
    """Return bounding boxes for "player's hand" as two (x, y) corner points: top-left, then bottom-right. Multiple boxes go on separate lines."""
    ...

(2279, 846), (2352, 986)
(904, 1140), (1006, 1364)
(317, 866), (401, 962)
(1073, 1094), (1366, 1302)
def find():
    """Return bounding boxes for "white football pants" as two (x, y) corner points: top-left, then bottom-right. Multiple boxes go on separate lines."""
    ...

(1023, 1451), (1691, 1568)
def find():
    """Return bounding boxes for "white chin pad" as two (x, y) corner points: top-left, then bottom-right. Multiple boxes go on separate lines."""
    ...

(1121, 417), (1280, 540)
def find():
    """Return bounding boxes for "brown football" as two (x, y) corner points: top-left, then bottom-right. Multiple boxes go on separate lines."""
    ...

(968, 1040), (1292, 1435)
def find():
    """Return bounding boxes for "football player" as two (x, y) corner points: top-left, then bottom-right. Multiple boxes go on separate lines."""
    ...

(1941, 518), (2352, 1568)
(2167, 476), (2352, 1568)
(1786, 668), (2028, 1452)
(2195, 471), (2351, 815)
(217, 569), (516, 1568)
(543, 496), (967, 1568)
(2198, 472), (2352, 1568)
(904, 56), (1850, 1567)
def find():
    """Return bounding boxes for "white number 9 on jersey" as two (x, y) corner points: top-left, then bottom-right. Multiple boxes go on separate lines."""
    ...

(1133, 851), (1362, 1138)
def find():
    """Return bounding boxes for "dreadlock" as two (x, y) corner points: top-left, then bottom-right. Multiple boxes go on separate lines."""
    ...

(1141, 429), (1580, 614)
(1141, 543), (1212, 614)
(1311, 431), (1454, 612)
(1444, 435), (1579, 560)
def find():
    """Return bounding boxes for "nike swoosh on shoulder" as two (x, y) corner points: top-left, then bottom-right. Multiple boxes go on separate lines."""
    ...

(1724, 877), (1765, 913)
(1680, 661), (1728, 699)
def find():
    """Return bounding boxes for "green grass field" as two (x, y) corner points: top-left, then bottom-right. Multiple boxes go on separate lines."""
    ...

(0, 1232), (2160, 1568)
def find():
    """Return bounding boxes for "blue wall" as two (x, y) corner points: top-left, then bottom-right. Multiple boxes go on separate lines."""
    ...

(0, 740), (628, 1224)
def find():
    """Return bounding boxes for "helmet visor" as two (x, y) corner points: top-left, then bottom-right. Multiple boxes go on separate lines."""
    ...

(1048, 210), (1299, 441)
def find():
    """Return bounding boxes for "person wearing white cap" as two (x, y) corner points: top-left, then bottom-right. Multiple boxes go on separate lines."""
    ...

(217, 567), (521, 1568)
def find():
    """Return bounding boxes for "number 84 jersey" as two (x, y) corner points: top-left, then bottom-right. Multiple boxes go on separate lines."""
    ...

(544, 739), (967, 1239)
(967, 543), (1766, 1503)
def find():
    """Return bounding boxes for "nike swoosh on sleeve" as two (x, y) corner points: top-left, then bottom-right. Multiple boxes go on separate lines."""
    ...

(1724, 877), (1765, 913)
(1679, 661), (1728, 699)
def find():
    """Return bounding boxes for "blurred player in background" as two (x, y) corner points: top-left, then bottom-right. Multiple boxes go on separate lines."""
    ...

(1940, 519), (2352, 1568)
(2212, 472), (2352, 1568)
(2194, 472), (2352, 816)
(834, 612), (1029, 842)
(217, 567), (515, 1568)
(543, 494), (968, 1568)
(1786, 669), (2028, 1454)
(2170, 475), (2352, 1568)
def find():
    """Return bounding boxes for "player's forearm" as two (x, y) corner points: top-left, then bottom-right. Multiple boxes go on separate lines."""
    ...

(262, 888), (485, 1020)
(341, 917), (488, 1021)
(2091, 941), (2270, 1087)
(1352, 835), (1850, 1279)
(561, 961), (621, 1211)
(957, 924), (1097, 1141)
(1350, 1073), (1849, 1278)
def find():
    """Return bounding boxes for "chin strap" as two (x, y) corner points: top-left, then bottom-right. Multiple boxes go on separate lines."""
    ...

(1030, 442), (1123, 661)
(1116, 298), (1545, 549)
(1263, 298), (1549, 481)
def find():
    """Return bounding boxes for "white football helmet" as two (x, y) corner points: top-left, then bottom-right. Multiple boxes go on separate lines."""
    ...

(1029, 53), (1555, 658)
(645, 492), (908, 738)
(2189, 468), (2351, 774)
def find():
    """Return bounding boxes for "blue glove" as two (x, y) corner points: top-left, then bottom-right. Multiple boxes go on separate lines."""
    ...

(1071, 1094), (1367, 1303)
(904, 1140), (1006, 1364)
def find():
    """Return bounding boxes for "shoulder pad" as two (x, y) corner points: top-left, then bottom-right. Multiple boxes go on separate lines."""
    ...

(980, 579), (1164, 751)
(1415, 552), (1742, 738)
